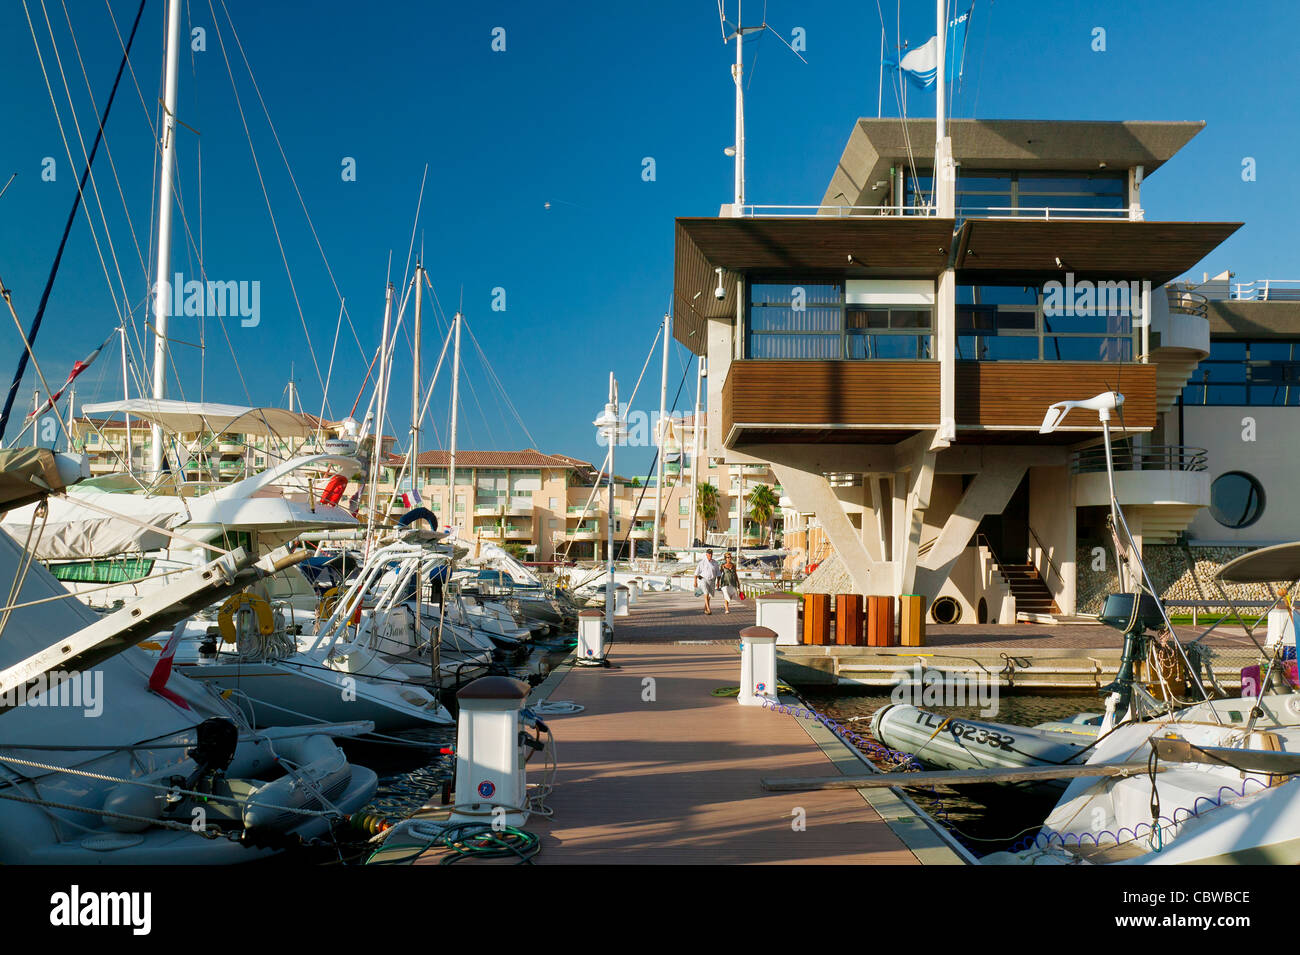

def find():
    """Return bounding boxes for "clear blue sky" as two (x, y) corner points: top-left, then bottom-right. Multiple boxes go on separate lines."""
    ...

(1, 0), (1295, 475)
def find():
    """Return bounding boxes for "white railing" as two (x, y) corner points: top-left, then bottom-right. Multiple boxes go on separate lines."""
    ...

(1231, 279), (1300, 302)
(976, 206), (1135, 221)
(730, 204), (1137, 221)
(732, 204), (925, 218)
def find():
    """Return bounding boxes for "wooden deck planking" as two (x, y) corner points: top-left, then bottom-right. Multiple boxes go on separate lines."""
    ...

(513, 632), (923, 864)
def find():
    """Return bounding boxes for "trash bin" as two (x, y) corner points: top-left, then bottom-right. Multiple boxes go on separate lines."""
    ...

(802, 593), (831, 646)
(835, 594), (864, 647)
(866, 595), (896, 647)
(899, 594), (926, 647)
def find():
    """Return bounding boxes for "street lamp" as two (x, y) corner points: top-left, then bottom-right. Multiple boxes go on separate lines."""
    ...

(594, 372), (625, 630)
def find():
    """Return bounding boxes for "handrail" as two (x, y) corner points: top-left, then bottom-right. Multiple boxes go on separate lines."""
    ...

(1026, 524), (1063, 591)
(1070, 444), (1208, 474)
(1165, 286), (1208, 318)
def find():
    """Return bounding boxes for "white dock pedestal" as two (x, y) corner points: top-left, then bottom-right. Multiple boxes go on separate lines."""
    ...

(451, 675), (531, 826)
(738, 626), (778, 706)
(614, 585), (630, 617)
(627, 579), (640, 606)
(576, 609), (607, 664)
(756, 593), (801, 646)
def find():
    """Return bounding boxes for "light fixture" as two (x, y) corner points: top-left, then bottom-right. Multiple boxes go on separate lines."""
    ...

(724, 146), (737, 157)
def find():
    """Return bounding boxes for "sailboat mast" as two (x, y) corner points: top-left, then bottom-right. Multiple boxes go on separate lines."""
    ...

(148, 0), (183, 477)
(448, 311), (461, 532)
(654, 312), (670, 565)
(411, 265), (423, 483)
(366, 283), (394, 544)
(733, 2), (745, 208)
(120, 323), (133, 475)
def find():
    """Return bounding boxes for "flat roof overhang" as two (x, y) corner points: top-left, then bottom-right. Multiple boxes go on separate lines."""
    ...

(823, 118), (1206, 209)
(1207, 300), (1300, 337)
(673, 216), (955, 353)
(954, 219), (1241, 286)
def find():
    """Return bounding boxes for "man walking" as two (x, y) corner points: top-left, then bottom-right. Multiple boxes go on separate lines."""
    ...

(694, 548), (721, 615)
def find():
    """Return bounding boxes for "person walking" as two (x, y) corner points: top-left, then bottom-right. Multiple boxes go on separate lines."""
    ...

(694, 548), (721, 615)
(719, 553), (741, 613)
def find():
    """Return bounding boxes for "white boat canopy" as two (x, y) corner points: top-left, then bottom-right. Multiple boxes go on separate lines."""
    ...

(81, 398), (322, 438)
(1217, 541), (1300, 584)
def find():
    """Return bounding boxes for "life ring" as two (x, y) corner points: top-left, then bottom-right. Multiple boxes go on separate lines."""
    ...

(317, 586), (341, 620)
(317, 586), (362, 625)
(319, 474), (348, 507)
(397, 506), (438, 531)
(217, 593), (275, 644)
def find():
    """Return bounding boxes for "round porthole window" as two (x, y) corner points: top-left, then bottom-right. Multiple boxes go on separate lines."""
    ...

(931, 596), (962, 625)
(1209, 471), (1266, 529)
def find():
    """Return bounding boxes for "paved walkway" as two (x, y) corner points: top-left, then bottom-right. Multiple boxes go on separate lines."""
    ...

(521, 642), (923, 864)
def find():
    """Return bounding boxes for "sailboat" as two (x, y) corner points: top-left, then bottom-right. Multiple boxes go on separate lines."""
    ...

(0, 448), (378, 864)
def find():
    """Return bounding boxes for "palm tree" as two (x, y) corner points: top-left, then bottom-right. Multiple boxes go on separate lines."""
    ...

(747, 483), (780, 547)
(696, 482), (719, 538)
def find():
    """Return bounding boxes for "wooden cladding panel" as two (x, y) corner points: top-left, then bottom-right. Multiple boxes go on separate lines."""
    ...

(723, 361), (941, 435)
(954, 361), (1156, 431)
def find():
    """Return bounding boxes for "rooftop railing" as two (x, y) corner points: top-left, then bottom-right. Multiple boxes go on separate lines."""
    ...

(731, 204), (1137, 221)
(1230, 279), (1300, 302)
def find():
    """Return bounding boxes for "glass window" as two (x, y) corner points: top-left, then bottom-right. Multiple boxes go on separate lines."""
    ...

(1182, 340), (1300, 405)
(1210, 471), (1265, 528)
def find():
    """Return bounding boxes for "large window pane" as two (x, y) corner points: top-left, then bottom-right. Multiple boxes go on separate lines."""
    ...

(749, 305), (841, 332)
(1044, 337), (1132, 361)
(748, 334), (841, 360)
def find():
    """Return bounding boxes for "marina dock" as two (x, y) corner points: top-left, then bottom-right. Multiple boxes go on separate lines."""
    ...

(397, 591), (968, 865)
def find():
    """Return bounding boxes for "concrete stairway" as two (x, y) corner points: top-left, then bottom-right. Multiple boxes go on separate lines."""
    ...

(997, 562), (1060, 617)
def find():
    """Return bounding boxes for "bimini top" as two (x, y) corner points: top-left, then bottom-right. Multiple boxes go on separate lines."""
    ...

(81, 398), (323, 438)
(1217, 541), (1300, 584)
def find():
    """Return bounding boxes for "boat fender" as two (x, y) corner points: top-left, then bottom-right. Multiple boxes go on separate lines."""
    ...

(319, 473), (348, 507)
(217, 593), (275, 644)
(102, 785), (167, 834)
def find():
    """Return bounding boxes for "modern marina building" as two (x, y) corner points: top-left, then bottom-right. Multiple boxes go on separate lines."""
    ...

(671, 117), (1288, 622)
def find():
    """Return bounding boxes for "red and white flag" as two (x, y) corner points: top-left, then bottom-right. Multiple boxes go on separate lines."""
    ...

(24, 331), (116, 422)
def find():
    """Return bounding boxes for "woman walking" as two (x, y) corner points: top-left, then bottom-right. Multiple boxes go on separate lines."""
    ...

(719, 553), (741, 613)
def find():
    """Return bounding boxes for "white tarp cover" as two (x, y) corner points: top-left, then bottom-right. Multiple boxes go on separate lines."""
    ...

(81, 398), (321, 438)
(0, 489), (186, 559)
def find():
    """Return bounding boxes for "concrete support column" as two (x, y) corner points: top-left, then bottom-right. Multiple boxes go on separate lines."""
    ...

(769, 463), (882, 594)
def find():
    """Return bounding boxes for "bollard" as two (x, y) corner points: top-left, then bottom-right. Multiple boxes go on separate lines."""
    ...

(738, 625), (779, 706)
(576, 609), (607, 664)
(627, 578), (640, 606)
(450, 675), (531, 827)
(614, 584), (630, 617)
(756, 593), (801, 646)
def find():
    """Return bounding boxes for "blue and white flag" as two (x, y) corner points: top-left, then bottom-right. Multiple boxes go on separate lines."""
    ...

(886, 5), (973, 91)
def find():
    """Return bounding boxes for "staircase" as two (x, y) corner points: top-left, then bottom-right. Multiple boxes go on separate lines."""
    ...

(997, 563), (1060, 618)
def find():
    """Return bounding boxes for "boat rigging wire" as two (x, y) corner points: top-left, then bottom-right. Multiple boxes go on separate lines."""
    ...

(2, 0), (146, 442)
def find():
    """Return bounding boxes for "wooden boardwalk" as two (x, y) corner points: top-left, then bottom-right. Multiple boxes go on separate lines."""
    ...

(409, 591), (959, 865)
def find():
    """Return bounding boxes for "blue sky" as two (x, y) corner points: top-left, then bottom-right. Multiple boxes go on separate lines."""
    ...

(1, 0), (1295, 475)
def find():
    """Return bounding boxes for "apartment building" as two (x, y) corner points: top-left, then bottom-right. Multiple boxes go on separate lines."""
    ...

(672, 117), (1246, 622)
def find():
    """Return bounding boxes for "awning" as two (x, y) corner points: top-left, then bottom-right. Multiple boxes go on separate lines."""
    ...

(81, 399), (322, 438)
(1217, 542), (1300, 584)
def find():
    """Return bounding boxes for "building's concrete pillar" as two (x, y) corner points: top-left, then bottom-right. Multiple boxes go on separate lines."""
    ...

(768, 463), (884, 594)
(915, 458), (1029, 598)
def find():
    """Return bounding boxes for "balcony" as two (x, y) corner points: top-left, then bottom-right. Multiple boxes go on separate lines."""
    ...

(567, 524), (601, 541)
(1072, 444), (1209, 543)
(721, 359), (1157, 447)
(630, 522), (657, 540)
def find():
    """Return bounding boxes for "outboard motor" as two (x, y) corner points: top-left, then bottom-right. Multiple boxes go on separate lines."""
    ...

(183, 717), (240, 791)
(1097, 592), (1165, 718)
